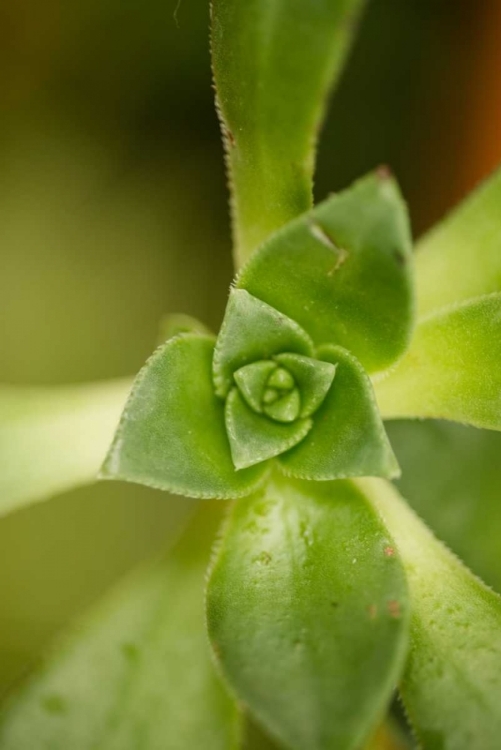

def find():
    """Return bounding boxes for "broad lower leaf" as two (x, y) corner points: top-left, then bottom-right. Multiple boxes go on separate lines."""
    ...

(279, 346), (398, 481)
(213, 290), (314, 398)
(102, 334), (266, 499)
(207, 474), (410, 750)
(211, 0), (367, 266)
(387, 419), (501, 593)
(416, 167), (501, 317)
(363, 479), (501, 750)
(225, 389), (312, 469)
(374, 294), (501, 429)
(0, 505), (239, 750)
(238, 172), (414, 373)
(0, 379), (130, 518)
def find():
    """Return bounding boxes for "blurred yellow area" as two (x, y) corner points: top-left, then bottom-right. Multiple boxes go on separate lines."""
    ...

(1, 0), (500, 699)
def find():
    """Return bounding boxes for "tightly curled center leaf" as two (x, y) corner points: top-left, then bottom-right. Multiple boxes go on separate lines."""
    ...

(233, 357), (336, 424)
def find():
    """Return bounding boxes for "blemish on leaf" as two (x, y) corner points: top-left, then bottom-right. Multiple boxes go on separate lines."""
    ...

(224, 127), (236, 147)
(330, 601), (339, 609)
(368, 604), (378, 620)
(387, 600), (401, 618)
(392, 248), (406, 266)
(384, 546), (395, 557)
(376, 164), (392, 180)
(254, 551), (272, 565)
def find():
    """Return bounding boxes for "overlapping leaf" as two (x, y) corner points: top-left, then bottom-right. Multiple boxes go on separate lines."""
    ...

(388, 418), (501, 593)
(207, 475), (409, 750)
(363, 479), (501, 750)
(238, 172), (414, 373)
(0, 506), (239, 750)
(212, 0), (367, 264)
(415, 166), (501, 316)
(102, 334), (267, 498)
(279, 345), (398, 481)
(374, 293), (501, 429)
(0, 379), (130, 518)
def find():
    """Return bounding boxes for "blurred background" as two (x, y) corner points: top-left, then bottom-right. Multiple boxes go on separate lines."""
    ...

(2, 0), (501, 696)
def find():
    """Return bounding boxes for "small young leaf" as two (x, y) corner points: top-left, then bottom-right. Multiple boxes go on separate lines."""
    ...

(274, 354), (336, 418)
(238, 172), (414, 373)
(207, 475), (410, 750)
(279, 346), (398, 481)
(225, 389), (312, 469)
(415, 166), (501, 317)
(234, 361), (278, 413)
(362, 479), (501, 750)
(0, 379), (131, 518)
(102, 334), (266, 499)
(213, 290), (314, 398)
(211, 0), (367, 265)
(0, 505), (240, 750)
(374, 293), (501, 430)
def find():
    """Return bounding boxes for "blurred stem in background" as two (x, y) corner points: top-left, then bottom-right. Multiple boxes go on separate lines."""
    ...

(1, 0), (501, 699)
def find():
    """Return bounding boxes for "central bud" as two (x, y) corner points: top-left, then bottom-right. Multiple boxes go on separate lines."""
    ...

(234, 360), (301, 423)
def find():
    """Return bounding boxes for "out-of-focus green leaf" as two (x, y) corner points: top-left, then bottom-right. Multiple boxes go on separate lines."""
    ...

(102, 334), (266, 499)
(0, 505), (240, 750)
(238, 172), (414, 373)
(0, 379), (130, 518)
(374, 294), (501, 429)
(279, 346), (398, 481)
(207, 474), (409, 750)
(158, 313), (212, 344)
(387, 419), (501, 594)
(211, 0), (367, 265)
(363, 479), (501, 750)
(415, 167), (501, 317)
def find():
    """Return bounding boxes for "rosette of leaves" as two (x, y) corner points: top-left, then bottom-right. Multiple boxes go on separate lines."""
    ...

(2, 1), (501, 750)
(101, 171), (411, 498)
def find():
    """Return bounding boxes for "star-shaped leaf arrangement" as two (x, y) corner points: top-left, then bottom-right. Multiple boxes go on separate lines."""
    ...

(101, 171), (413, 499)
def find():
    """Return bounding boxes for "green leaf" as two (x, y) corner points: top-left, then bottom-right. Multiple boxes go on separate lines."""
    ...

(213, 290), (314, 398)
(374, 293), (501, 430)
(415, 167), (501, 317)
(238, 172), (414, 372)
(0, 505), (240, 750)
(102, 334), (266, 499)
(211, 0), (367, 266)
(207, 474), (410, 750)
(158, 312), (212, 343)
(279, 346), (398, 481)
(225, 389), (312, 470)
(274, 354), (336, 418)
(387, 419), (501, 593)
(234, 361), (279, 413)
(0, 379), (131, 518)
(363, 479), (501, 750)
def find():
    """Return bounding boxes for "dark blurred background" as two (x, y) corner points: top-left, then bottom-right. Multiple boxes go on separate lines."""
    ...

(1, 0), (501, 695)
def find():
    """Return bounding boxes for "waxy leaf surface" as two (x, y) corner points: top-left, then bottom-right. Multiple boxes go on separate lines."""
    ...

(212, 0), (367, 264)
(416, 166), (501, 316)
(0, 379), (130, 518)
(374, 294), (501, 429)
(0, 505), (239, 750)
(279, 346), (398, 481)
(213, 290), (313, 398)
(102, 334), (266, 498)
(363, 479), (501, 750)
(207, 475), (410, 750)
(238, 173), (414, 373)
